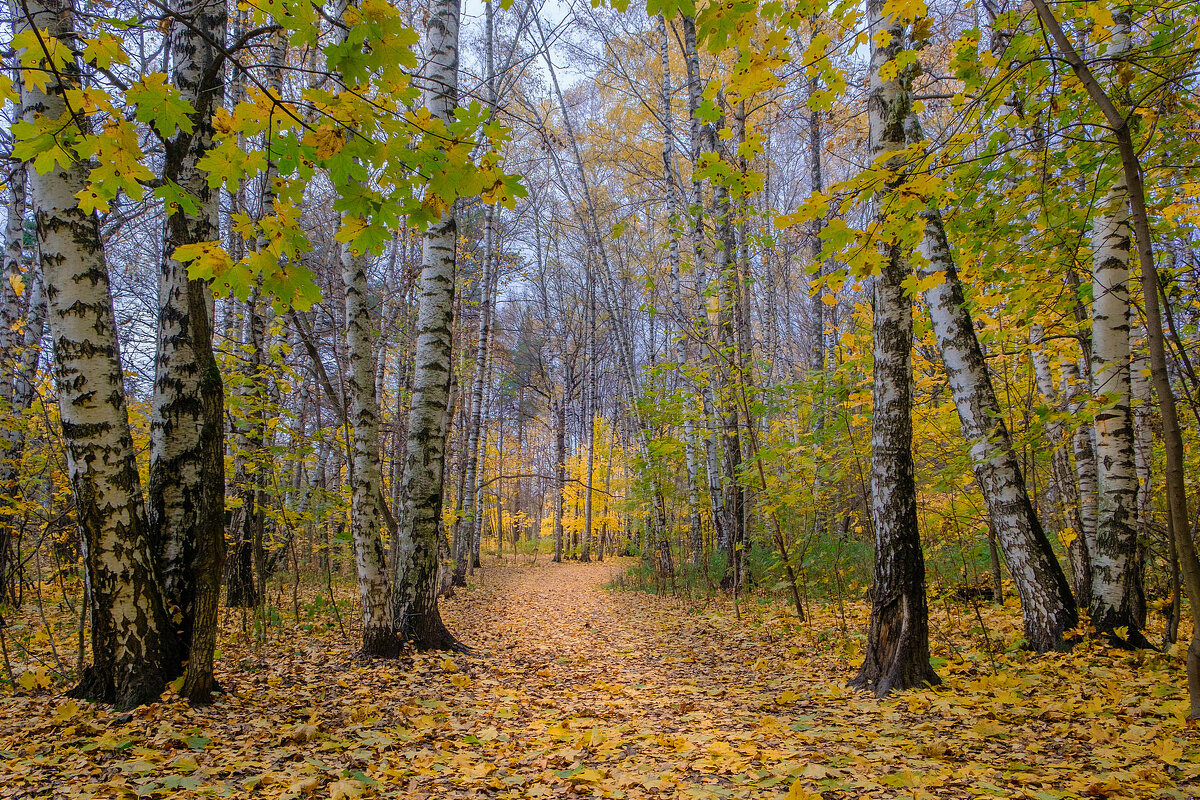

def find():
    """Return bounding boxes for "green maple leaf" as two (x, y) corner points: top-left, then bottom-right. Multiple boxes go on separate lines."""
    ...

(127, 73), (196, 138)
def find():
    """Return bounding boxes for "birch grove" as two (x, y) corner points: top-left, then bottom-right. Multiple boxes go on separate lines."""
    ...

(2, 0), (1200, 720)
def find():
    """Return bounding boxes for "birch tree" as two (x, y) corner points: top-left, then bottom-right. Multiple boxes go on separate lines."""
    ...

(849, 0), (939, 696)
(333, 0), (399, 658)
(16, 0), (173, 709)
(916, 215), (1078, 652)
(148, 0), (229, 700)
(392, 0), (466, 651)
(1080, 9), (1147, 647)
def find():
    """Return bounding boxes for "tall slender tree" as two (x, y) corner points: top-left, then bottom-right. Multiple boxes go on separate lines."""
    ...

(850, 0), (939, 696)
(392, 0), (466, 651)
(150, 0), (229, 700)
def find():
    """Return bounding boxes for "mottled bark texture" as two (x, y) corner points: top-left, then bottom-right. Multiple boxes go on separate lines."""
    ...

(151, 0), (228, 700)
(456, 204), (494, 584)
(850, 0), (939, 696)
(391, 0), (464, 651)
(1087, 22), (1149, 644)
(917, 214), (1078, 652)
(680, 14), (727, 560)
(0, 122), (29, 607)
(344, 245), (399, 656)
(333, 0), (399, 658)
(853, 248), (939, 696)
(658, 13), (703, 566)
(19, 0), (172, 709)
(1030, 327), (1089, 609)
(1064, 359), (1098, 608)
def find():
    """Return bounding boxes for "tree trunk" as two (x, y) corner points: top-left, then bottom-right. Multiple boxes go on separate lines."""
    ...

(581, 275), (596, 564)
(1129, 307), (1152, 629)
(226, 286), (265, 609)
(680, 14), (728, 561)
(1064, 358), (1097, 607)
(343, 245), (399, 656)
(150, 0), (228, 697)
(850, 0), (939, 696)
(807, 65), (828, 551)
(853, 244), (939, 696)
(553, 396), (566, 563)
(657, 15), (703, 568)
(20, 0), (172, 709)
(916, 209), (1078, 652)
(458, 204), (495, 583)
(391, 0), (464, 651)
(0, 113), (28, 606)
(1087, 73), (1148, 646)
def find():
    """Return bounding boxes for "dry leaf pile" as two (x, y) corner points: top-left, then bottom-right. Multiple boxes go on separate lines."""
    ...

(1, 559), (1198, 799)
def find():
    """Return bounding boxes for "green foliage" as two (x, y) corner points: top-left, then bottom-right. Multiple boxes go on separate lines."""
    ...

(9, 0), (526, 312)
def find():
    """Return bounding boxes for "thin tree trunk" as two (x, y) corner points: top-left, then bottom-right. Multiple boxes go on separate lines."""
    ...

(553, 396), (566, 563)
(916, 208), (1078, 652)
(1064, 358), (1097, 607)
(807, 63), (828, 552)
(658, 15), (703, 568)
(581, 272), (596, 564)
(457, 202), (495, 584)
(1129, 307), (1152, 628)
(680, 14), (727, 559)
(0, 112), (28, 605)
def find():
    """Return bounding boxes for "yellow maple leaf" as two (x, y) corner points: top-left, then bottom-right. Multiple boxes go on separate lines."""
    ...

(786, 779), (822, 800)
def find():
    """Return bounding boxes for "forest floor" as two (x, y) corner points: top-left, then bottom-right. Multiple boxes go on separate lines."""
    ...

(1, 558), (1199, 799)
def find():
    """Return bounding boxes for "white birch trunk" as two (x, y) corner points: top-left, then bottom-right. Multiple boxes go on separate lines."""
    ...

(917, 210), (1078, 651)
(1064, 358), (1098, 606)
(1086, 9), (1145, 644)
(331, 0), (398, 657)
(0, 117), (27, 601)
(1129, 305), (1151, 626)
(391, 0), (463, 650)
(1089, 164), (1145, 644)
(19, 0), (171, 709)
(343, 246), (398, 655)
(659, 14), (703, 566)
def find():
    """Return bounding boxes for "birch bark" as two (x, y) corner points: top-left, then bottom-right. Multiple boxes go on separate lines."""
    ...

(19, 0), (172, 709)
(916, 211), (1078, 651)
(1086, 18), (1147, 642)
(391, 0), (464, 650)
(149, 0), (228, 699)
(332, 0), (399, 658)
(849, 0), (938, 695)
(0, 111), (27, 602)
(658, 14), (703, 566)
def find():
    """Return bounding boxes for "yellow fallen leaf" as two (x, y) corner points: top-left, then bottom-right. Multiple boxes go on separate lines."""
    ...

(786, 779), (822, 800)
(329, 778), (365, 799)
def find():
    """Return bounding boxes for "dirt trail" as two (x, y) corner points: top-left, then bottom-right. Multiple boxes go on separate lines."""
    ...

(2, 558), (1197, 799)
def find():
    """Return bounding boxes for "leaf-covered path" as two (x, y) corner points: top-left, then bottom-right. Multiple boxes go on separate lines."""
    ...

(2, 559), (1199, 798)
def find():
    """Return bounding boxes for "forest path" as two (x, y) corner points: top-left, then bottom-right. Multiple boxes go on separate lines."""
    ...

(3, 559), (1197, 798)
(431, 557), (822, 797)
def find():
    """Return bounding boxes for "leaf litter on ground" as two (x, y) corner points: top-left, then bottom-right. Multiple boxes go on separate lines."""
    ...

(0, 558), (1198, 799)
